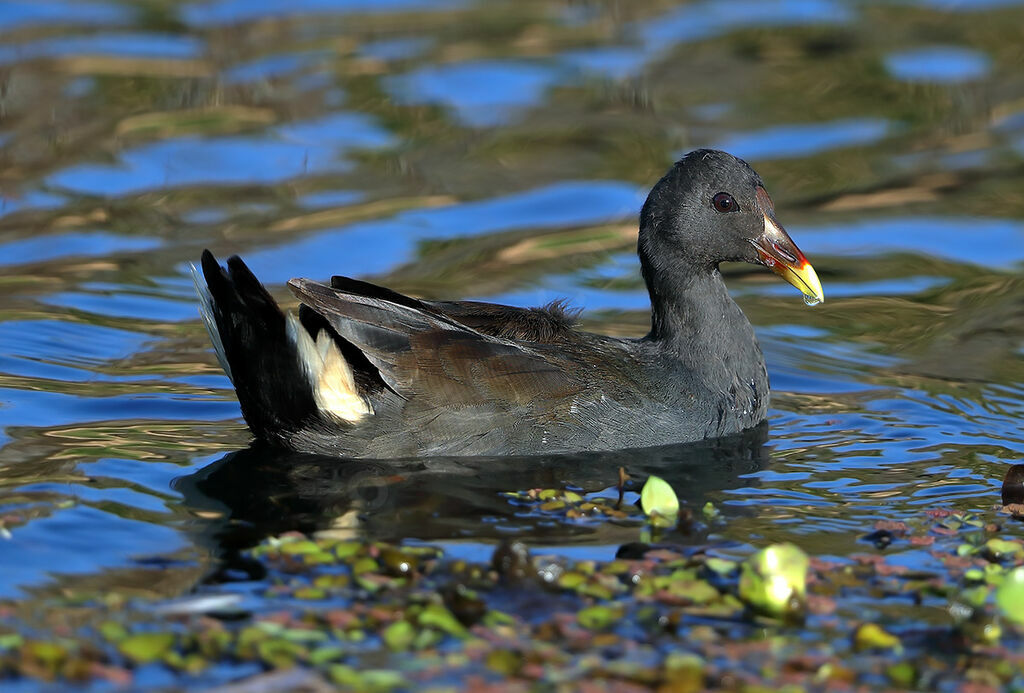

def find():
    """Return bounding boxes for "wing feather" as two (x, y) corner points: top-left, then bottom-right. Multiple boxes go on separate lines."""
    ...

(288, 278), (583, 407)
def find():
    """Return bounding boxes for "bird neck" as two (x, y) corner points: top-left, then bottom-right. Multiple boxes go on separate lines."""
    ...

(644, 266), (755, 357)
(642, 264), (769, 432)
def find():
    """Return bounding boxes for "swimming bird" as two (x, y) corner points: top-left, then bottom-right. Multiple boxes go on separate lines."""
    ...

(194, 149), (823, 458)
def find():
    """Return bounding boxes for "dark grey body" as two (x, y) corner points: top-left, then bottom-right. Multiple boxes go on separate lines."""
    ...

(198, 150), (798, 460)
(283, 271), (767, 458)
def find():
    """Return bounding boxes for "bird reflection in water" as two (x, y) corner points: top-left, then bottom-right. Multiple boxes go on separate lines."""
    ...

(173, 424), (771, 581)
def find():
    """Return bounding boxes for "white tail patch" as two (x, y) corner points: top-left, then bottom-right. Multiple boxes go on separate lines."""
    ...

(190, 263), (233, 383)
(286, 313), (373, 423)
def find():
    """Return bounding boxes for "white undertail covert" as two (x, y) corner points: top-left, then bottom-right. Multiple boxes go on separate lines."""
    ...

(286, 313), (373, 423)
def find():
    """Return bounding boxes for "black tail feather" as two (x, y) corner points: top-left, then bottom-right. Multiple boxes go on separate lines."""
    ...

(200, 250), (317, 443)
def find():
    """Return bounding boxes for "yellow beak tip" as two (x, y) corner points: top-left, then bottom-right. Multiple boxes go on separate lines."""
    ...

(782, 262), (823, 306)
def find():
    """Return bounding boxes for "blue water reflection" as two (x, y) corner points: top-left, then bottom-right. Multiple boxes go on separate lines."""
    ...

(297, 189), (364, 208)
(559, 0), (854, 81)
(47, 113), (393, 196)
(42, 287), (208, 322)
(563, 47), (650, 81)
(885, 46), (990, 83)
(0, 320), (150, 367)
(642, 0), (853, 51)
(182, 0), (462, 26)
(48, 136), (343, 196)
(0, 232), (161, 266)
(360, 38), (432, 62)
(797, 216), (1024, 268)
(0, 190), (67, 217)
(709, 118), (892, 161)
(0, 33), (204, 64)
(240, 181), (643, 283)
(913, 0), (1024, 9)
(222, 51), (329, 84)
(0, 0), (127, 32)
(0, 505), (186, 599)
(0, 387), (238, 436)
(386, 60), (565, 127)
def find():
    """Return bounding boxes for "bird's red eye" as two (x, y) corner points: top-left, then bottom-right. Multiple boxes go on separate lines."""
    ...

(712, 192), (737, 213)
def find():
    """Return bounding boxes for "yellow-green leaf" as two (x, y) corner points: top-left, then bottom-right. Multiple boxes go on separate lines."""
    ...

(996, 566), (1024, 626)
(118, 632), (175, 663)
(739, 543), (809, 619)
(640, 475), (679, 517)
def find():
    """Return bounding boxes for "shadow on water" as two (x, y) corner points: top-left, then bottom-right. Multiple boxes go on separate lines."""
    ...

(174, 424), (770, 568)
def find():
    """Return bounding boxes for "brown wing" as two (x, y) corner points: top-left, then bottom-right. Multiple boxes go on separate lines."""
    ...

(328, 275), (580, 343)
(424, 299), (581, 342)
(289, 278), (584, 409)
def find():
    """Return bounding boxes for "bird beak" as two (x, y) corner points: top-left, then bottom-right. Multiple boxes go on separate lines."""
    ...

(750, 214), (824, 305)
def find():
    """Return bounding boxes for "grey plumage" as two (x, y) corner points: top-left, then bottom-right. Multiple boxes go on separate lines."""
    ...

(196, 150), (819, 459)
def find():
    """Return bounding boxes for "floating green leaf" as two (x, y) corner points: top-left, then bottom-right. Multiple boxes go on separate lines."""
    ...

(329, 664), (364, 688)
(383, 620), (415, 651)
(0, 633), (24, 650)
(309, 645), (345, 665)
(665, 579), (719, 605)
(983, 538), (1024, 562)
(417, 604), (468, 638)
(640, 475), (679, 518)
(996, 566), (1024, 627)
(379, 547), (417, 576)
(22, 640), (67, 670)
(361, 669), (408, 690)
(557, 572), (587, 590)
(739, 543), (809, 620)
(334, 542), (362, 559)
(118, 632), (175, 664)
(293, 587), (326, 600)
(886, 662), (916, 688)
(486, 648), (522, 676)
(663, 652), (705, 690)
(352, 557), (380, 574)
(280, 540), (322, 556)
(99, 622), (128, 642)
(577, 604), (618, 630)
(257, 637), (307, 668)
(853, 623), (902, 653)
(705, 557), (737, 575)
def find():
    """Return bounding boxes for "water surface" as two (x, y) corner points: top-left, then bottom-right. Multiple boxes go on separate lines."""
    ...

(0, 0), (1022, 628)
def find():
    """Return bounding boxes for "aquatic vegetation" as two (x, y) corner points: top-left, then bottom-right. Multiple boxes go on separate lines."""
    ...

(2, 503), (1024, 689)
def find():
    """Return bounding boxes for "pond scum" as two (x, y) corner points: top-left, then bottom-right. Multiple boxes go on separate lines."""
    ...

(3, 480), (1024, 692)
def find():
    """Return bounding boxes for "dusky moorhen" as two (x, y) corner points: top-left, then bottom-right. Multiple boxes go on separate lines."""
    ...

(195, 149), (823, 458)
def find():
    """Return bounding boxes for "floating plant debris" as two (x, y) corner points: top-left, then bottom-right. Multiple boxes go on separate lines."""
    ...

(1, 508), (1024, 689)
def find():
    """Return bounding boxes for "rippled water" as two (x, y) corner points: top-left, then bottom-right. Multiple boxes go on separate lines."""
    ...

(0, 0), (1022, 608)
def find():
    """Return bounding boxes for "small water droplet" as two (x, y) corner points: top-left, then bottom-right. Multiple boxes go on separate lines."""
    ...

(802, 294), (821, 307)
